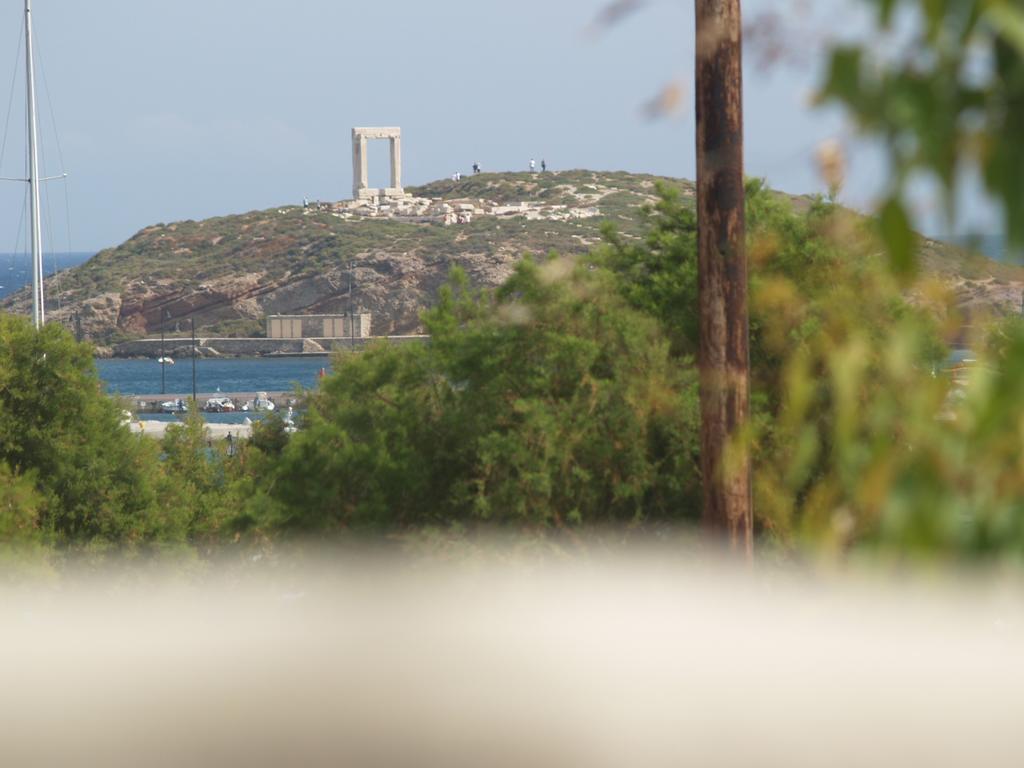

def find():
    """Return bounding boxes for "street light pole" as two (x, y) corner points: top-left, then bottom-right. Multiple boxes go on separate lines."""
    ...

(160, 316), (166, 395)
(191, 316), (197, 404)
(349, 275), (355, 350)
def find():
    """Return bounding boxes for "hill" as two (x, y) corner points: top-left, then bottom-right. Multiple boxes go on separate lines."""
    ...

(1, 170), (1018, 345)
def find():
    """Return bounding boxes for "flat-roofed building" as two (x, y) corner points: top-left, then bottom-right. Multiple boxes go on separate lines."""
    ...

(266, 313), (371, 340)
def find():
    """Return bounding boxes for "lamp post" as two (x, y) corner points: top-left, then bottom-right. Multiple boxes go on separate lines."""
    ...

(191, 316), (197, 404)
(349, 275), (355, 350)
(160, 311), (167, 395)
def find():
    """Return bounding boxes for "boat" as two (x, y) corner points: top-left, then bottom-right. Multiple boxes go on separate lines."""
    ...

(242, 392), (276, 412)
(157, 356), (175, 365)
(160, 399), (188, 414)
(203, 396), (236, 413)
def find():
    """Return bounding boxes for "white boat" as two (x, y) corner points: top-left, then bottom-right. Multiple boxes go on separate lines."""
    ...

(283, 405), (297, 433)
(203, 396), (236, 413)
(242, 392), (276, 412)
(157, 356), (175, 365)
(160, 398), (187, 414)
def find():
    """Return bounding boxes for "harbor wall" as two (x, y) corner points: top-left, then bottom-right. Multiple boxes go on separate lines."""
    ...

(109, 335), (429, 359)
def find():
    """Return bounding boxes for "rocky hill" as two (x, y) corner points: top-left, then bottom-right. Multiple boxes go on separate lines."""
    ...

(2, 170), (1019, 344)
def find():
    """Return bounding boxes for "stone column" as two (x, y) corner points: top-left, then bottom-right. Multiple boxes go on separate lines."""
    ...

(352, 130), (368, 199)
(390, 136), (402, 191)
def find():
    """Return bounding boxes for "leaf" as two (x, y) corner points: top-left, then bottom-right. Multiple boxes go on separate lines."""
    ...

(922, 0), (945, 39)
(587, 0), (647, 35)
(984, 3), (1024, 58)
(818, 47), (863, 108)
(879, 197), (917, 280)
(878, 0), (898, 27)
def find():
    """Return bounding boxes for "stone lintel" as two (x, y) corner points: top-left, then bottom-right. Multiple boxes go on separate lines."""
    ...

(352, 127), (401, 140)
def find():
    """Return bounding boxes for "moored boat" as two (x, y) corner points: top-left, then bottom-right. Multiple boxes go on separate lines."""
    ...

(203, 396), (236, 413)
(242, 392), (276, 412)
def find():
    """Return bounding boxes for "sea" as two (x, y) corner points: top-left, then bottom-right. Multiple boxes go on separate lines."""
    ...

(97, 357), (330, 397)
(0, 252), (94, 300)
(97, 357), (332, 424)
(3, 253), (332, 422)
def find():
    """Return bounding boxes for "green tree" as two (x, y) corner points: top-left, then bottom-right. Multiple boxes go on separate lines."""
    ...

(159, 404), (226, 544)
(262, 263), (701, 536)
(0, 314), (183, 548)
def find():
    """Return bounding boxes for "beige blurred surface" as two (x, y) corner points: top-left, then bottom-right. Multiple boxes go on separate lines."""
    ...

(1, 554), (1022, 767)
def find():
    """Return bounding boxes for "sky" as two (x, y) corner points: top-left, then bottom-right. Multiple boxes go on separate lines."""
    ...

(0, 0), (999, 253)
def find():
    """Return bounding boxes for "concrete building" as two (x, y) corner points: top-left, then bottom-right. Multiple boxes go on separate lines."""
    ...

(267, 313), (371, 340)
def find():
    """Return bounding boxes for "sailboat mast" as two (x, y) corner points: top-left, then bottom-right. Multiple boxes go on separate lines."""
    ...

(25, 0), (44, 329)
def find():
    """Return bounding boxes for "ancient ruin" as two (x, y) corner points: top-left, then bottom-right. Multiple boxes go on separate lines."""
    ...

(351, 127), (404, 201)
(327, 126), (603, 225)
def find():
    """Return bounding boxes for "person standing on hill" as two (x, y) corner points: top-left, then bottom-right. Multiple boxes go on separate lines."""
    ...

(529, 158), (536, 172)
(541, 159), (547, 172)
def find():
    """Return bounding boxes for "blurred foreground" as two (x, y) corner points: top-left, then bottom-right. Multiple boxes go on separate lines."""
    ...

(3, 548), (1023, 767)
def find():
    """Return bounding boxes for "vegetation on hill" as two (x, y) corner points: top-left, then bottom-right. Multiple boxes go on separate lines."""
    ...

(0, 171), (695, 343)
(3, 170), (1010, 347)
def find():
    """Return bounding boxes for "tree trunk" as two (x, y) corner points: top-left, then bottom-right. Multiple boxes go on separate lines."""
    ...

(695, 0), (752, 557)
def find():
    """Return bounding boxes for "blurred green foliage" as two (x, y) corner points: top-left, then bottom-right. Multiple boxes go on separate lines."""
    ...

(819, 0), (1024, 262)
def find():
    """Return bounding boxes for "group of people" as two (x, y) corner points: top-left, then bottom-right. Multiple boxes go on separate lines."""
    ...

(451, 159), (548, 182)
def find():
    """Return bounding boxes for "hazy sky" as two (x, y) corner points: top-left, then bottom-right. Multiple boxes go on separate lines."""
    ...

(0, 0), (996, 252)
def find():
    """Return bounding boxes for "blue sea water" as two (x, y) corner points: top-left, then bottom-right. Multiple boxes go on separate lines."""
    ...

(97, 357), (331, 397)
(97, 357), (333, 424)
(0, 252), (94, 299)
(948, 234), (1009, 262)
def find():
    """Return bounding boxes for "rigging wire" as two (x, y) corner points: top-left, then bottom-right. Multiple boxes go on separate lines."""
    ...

(31, 22), (70, 314)
(16, 182), (26, 255)
(34, 27), (66, 311)
(7, 183), (28, 294)
(39, 134), (62, 313)
(2, 23), (25, 278)
(34, 30), (67, 180)
(0, 22), (24, 177)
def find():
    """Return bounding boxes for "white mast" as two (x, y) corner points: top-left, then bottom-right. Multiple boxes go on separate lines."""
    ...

(25, 0), (44, 329)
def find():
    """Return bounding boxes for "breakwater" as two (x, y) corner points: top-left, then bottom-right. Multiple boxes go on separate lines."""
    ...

(122, 391), (299, 415)
(109, 335), (429, 359)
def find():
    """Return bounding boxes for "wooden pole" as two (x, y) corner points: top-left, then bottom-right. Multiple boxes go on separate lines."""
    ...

(695, 0), (753, 557)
